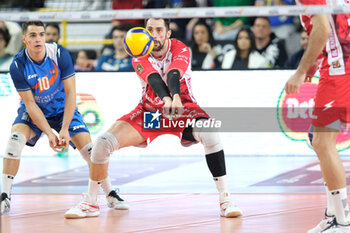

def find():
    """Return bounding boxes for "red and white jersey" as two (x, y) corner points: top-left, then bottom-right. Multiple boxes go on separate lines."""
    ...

(297, 0), (350, 76)
(132, 39), (196, 110)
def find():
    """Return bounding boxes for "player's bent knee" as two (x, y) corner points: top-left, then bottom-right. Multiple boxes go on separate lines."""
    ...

(91, 132), (119, 164)
(79, 142), (93, 163)
(193, 126), (223, 154)
(4, 132), (26, 159)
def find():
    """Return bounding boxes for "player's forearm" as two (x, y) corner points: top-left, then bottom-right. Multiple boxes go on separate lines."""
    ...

(61, 91), (76, 130)
(148, 72), (171, 100)
(25, 102), (52, 136)
(296, 14), (330, 75)
(167, 69), (181, 97)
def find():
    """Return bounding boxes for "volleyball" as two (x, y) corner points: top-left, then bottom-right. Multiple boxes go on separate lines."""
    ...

(124, 27), (154, 58)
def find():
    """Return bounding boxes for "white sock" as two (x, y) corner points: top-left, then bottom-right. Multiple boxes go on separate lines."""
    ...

(330, 187), (350, 225)
(214, 175), (229, 200)
(88, 178), (103, 203)
(324, 183), (335, 216)
(1, 174), (14, 197)
(101, 176), (113, 195)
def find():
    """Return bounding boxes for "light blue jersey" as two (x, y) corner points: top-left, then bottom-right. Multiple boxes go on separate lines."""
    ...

(10, 43), (75, 117)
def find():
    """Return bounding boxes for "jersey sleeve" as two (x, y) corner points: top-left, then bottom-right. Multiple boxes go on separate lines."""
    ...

(132, 57), (158, 83)
(167, 40), (191, 76)
(9, 59), (30, 92)
(57, 45), (75, 80)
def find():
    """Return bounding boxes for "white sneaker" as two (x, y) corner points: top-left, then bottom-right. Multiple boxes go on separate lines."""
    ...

(106, 190), (129, 210)
(64, 193), (100, 219)
(219, 192), (243, 218)
(0, 192), (11, 214)
(321, 222), (350, 233)
(307, 211), (335, 233)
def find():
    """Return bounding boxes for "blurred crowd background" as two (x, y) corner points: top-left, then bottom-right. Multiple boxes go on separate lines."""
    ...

(0, 0), (307, 72)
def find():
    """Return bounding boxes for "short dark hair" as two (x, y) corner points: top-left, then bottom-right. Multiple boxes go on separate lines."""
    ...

(144, 18), (171, 31)
(253, 17), (271, 26)
(0, 28), (11, 47)
(111, 24), (130, 34)
(22, 21), (45, 34)
(45, 23), (60, 35)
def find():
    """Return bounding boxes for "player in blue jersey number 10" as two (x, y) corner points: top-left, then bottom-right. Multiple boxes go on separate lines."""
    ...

(0, 21), (128, 214)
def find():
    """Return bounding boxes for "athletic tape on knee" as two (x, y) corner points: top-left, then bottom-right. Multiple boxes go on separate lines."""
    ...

(4, 132), (26, 159)
(79, 142), (93, 163)
(192, 123), (223, 154)
(91, 132), (119, 164)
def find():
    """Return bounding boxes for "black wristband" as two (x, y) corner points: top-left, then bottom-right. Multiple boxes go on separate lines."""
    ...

(167, 69), (181, 96)
(147, 72), (170, 100)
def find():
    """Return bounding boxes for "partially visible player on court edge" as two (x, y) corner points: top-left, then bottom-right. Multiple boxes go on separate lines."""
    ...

(0, 21), (129, 214)
(285, 1), (350, 232)
(64, 18), (242, 219)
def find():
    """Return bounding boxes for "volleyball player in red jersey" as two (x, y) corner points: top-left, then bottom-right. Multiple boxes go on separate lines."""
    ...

(286, 1), (350, 232)
(65, 18), (242, 219)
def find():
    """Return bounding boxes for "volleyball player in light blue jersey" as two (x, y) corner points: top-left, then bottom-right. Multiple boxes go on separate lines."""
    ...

(0, 21), (129, 214)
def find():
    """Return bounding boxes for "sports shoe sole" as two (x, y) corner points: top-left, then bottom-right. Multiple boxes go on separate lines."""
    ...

(221, 211), (243, 218)
(64, 212), (100, 219)
(107, 203), (130, 210)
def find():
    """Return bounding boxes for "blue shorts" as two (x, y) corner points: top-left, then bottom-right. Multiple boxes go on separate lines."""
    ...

(13, 106), (90, 148)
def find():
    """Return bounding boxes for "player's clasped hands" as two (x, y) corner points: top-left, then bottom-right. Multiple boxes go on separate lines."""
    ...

(49, 128), (70, 152)
(162, 95), (184, 120)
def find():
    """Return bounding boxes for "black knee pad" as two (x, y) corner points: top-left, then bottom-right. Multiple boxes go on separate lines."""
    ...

(205, 150), (226, 177)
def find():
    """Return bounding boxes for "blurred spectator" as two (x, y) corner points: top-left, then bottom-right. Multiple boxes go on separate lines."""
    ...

(221, 26), (269, 69)
(169, 0), (198, 41)
(95, 25), (133, 71)
(101, 23), (133, 56)
(213, 0), (252, 41)
(252, 17), (288, 68)
(44, 22), (76, 64)
(45, 23), (60, 43)
(284, 30), (309, 69)
(185, 0), (214, 41)
(0, 21), (22, 55)
(75, 50), (97, 72)
(0, 28), (13, 72)
(190, 20), (221, 69)
(254, 0), (296, 39)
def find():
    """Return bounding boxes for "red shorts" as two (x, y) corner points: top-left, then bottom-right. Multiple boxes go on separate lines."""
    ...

(118, 102), (209, 147)
(312, 74), (350, 128)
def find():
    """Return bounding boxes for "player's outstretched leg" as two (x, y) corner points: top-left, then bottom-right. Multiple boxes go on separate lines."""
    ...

(1, 131), (27, 214)
(309, 127), (350, 233)
(193, 122), (242, 217)
(79, 142), (129, 210)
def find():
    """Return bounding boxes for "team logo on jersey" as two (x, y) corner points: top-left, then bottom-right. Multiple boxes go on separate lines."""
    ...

(332, 60), (341, 68)
(136, 63), (144, 73)
(277, 76), (350, 151)
(143, 111), (161, 129)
